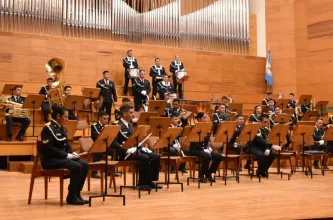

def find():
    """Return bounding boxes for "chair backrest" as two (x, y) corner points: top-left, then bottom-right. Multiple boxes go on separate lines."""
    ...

(146, 136), (159, 149)
(77, 120), (89, 130)
(210, 136), (224, 150)
(79, 137), (94, 152)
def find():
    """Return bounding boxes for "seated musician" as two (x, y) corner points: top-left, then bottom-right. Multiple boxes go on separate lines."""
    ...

(115, 98), (131, 121)
(301, 102), (312, 116)
(227, 114), (245, 155)
(270, 106), (292, 148)
(262, 92), (273, 106)
(123, 50), (139, 96)
(165, 98), (189, 127)
(163, 114), (189, 174)
(189, 112), (222, 183)
(249, 105), (262, 123)
(287, 93), (296, 109)
(5, 85), (31, 142)
(252, 115), (279, 177)
(63, 85), (78, 120)
(212, 104), (231, 135)
(169, 55), (185, 99)
(110, 104), (162, 190)
(150, 58), (166, 100)
(132, 70), (151, 111)
(214, 96), (229, 113)
(267, 99), (275, 114)
(157, 75), (174, 100)
(40, 106), (88, 205)
(39, 77), (53, 123)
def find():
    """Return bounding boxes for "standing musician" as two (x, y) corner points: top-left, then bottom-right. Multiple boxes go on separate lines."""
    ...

(287, 93), (297, 109)
(169, 55), (184, 99)
(212, 104), (231, 135)
(96, 70), (117, 117)
(157, 75), (174, 100)
(262, 92), (274, 105)
(123, 50), (139, 96)
(150, 58), (166, 100)
(115, 98), (131, 121)
(252, 114), (279, 177)
(249, 105), (263, 123)
(132, 70), (151, 111)
(110, 104), (162, 190)
(189, 112), (222, 183)
(63, 86), (78, 120)
(40, 106), (88, 205)
(165, 98), (189, 127)
(5, 85), (31, 142)
(214, 96), (229, 113)
(39, 77), (53, 123)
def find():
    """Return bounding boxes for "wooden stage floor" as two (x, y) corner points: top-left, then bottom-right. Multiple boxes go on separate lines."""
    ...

(1, 169), (333, 220)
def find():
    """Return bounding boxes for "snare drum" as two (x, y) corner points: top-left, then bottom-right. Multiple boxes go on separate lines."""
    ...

(128, 68), (139, 78)
(169, 93), (178, 99)
(176, 71), (189, 83)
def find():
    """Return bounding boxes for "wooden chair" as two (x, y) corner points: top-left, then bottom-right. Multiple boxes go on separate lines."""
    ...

(28, 141), (70, 206)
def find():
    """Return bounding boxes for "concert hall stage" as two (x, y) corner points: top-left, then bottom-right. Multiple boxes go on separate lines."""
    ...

(1, 169), (333, 220)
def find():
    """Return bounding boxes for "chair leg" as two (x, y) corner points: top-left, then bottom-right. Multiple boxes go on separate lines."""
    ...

(164, 163), (167, 183)
(175, 162), (179, 183)
(87, 170), (91, 191)
(28, 175), (35, 204)
(123, 166), (127, 186)
(109, 169), (116, 193)
(44, 176), (48, 200)
(60, 176), (64, 206)
(100, 171), (104, 195)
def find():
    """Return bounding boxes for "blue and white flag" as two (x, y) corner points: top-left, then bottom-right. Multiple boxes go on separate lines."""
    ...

(265, 49), (273, 87)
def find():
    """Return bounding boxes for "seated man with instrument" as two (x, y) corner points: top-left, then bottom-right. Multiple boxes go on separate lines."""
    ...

(149, 58), (166, 100)
(189, 112), (222, 183)
(227, 114), (245, 155)
(212, 104), (231, 135)
(165, 98), (189, 127)
(157, 75), (174, 100)
(123, 50), (139, 96)
(39, 77), (53, 123)
(115, 98), (131, 121)
(40, 106), (88, 205)
(267, 99), (275, 114)
(63, 86), (78, 120)
(169, 55), (185, 99)
(252, 115), (279, 177)
(249, 105), (262, 123)
(262, 92), (274, 106)
(5, 85), (31, 141)
(214, 96), (229, 113)
(132, 70), (151, 111)
(111, 104), (162, 190)
(287, 93), (297, 109)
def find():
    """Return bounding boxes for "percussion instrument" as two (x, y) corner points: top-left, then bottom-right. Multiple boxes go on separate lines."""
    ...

(176, 70), (189, 83)
(128, 68), (139, 78)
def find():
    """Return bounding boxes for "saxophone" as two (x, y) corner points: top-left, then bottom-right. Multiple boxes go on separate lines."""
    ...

(0, 97), (31, 118)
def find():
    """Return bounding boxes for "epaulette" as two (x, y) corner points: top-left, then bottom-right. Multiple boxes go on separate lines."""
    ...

(45, 122), (51, 127)
(112, 121), (119, 125)
(92, 122), (97, 126)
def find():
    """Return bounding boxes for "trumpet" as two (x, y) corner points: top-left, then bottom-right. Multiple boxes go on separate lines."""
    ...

(0, 97), (31, 118)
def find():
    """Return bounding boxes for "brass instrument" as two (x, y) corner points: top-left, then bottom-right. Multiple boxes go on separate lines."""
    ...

(45, 58), (66, 107)
(0, 97), (31, 118)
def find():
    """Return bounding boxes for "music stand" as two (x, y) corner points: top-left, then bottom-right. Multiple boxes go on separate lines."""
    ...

(120, 125), (152, 198)
(266, 124), (291, 179)
(137, 112), (159, 125)
(314, 101), (329, 116)
(302, 110), (318, 121)
(213, 121), (237, 185)
(88, 125), (126, 207)
(2, 84), (23, 95)
(292, 125), (315, 173)
(82, 87), (101, 124)
(274, 114), (292, 124)
(282, 108), (294, 114)
(260, 105), (269, 113)
(64, 95), (85, 116)
(228, 103), (243, 114)
(148, 100), (166, 116)
(237, 123), (261, 182)
(149, 117), (170, 137)
(22, 94), (44, 137)
(276, 99), (289, 109)
(184, 122), (212, 188)
(153, 127), (183, 190)
(63, 120), (78, 141)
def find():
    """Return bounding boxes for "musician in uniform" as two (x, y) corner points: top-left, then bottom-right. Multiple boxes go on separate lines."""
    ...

(123, 50), (139, 96)
(149, 58), (166, 100)
(287, 93), (297, 109)
(63, 86), (78, 120)
(214, 96), (229, 113)
(5, 85), (31, 141)
(249, 105), (262, 123)
(96, 70), (117, 117)
(228, 114), (245, 155)
(39, 77), (53, 123)
(40, 106), (88, 205)
(157, 75), (174, 100)
(268, 99), (275, 114)
(115, 98), (131, 121)
(132, 70), (151, 111)
(165, 98), (189, 127)
(212, 104), (231, 135)
(169, 55), (184, 99)
(252, 115), (278, 177)
(262, 92), (273, 105)
(110, 104), (162, 190)
(189, 112), (222, 183)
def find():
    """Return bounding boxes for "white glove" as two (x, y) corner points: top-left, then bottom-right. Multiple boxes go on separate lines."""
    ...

(72, 152), (80, 159)
(208, 147), (213, 152)
(204, 149), (211, 154)
(126, 147), (137, 154)
(234, 142), (239, 148)
(272, 145), (282, 151)
(173, 144), (180, 151)
(67, 153), (74, 160)
(132, 118), (138, 123)
(156, 76), (163, 80)
(141, 90), (147, 95)
(319, 140), (325, 146)
(143, 147), (153, 153)
(264, 149), (270, 156)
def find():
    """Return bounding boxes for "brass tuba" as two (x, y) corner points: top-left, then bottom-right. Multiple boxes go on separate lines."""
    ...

(45, 58), (66, 107)
(0, 97), (31, 118)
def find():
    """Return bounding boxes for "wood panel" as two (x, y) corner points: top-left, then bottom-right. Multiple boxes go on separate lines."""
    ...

(249, 14), (257, 56)
(0, 31), (266, 101)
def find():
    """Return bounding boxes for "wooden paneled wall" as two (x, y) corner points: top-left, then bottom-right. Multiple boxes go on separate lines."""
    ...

(266, 0), (333, 103)
(0, 31), (266, 100)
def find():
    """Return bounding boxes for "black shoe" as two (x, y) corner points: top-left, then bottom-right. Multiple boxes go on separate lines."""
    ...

(199, 178), (207, 183)
(244, 163), (251, 170)
(261, 172), (268, 178)
(91, 172), (100, 179)
(137, 185), (150, 191)
(180, 169), (188, 174)
(77, 193), (89, 204)
(151, 182), (163, 189)
(114, 172), (121, 177)
(124, 93), (128, 96)
(6, 134), (12, 142)
(205, 173), (215, 182)
(66, 194), (85, 205)
(15, 135), (23, 141)
(313, 163), (320, 169)
(171, 169), (175, 174)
